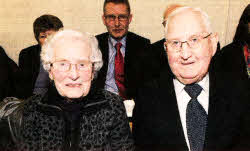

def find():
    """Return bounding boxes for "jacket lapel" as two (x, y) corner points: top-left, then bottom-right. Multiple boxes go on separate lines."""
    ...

(158, 69), (188, 150)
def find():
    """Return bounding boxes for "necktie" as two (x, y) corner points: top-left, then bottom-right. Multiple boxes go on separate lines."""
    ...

(185, 84), (207, 151)
(115, 42), (126, 99)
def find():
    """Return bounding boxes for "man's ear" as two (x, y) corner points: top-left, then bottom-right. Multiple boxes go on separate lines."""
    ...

(91, 66), (95, 80)
(102, 14), (106, 26)
(128, 14), (133, 24)
(210, 32), (219, 56)
(164, 41), (168, 53)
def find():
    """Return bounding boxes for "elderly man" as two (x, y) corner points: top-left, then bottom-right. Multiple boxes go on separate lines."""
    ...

(95, 0), (150, 99)
(133, 6), (250, 151)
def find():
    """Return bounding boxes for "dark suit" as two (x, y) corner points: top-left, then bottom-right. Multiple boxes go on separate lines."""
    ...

(217, 42), (249, 81)
(18, 44), (41, 97)
(0, 46), (20, 101)
(95, 32), (150, 99)
(0, 46), (19, 149)
(133, 57), (250, 151)
(150, 38), (168, 69)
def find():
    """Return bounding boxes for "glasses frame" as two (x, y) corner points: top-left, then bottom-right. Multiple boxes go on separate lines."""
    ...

(50, 61), (92, 72)
(165, 33), (212, 51)
(104, 14), (130, 22)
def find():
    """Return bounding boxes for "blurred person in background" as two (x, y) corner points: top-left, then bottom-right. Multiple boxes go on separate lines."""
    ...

(19, 14), (63, 98)
(217, 4), (250, 82)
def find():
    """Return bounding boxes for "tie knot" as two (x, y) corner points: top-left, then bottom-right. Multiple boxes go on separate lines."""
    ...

(184, 83), (202, 99)
(115, 42), (122, 51)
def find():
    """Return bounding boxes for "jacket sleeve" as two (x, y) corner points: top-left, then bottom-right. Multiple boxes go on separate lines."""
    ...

(18, 49), (35, 98)
(110, 95), (135, 151)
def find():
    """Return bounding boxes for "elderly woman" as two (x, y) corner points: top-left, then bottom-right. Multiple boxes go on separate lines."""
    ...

(0, 29), (134, 151)
(19, 14), (63, 98)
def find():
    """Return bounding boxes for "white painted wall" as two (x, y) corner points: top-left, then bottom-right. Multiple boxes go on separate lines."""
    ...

(0, 0), (248, 63)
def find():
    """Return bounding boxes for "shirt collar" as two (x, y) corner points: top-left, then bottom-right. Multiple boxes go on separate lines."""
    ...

(173, 73), (209, 94)
(109, 36), (126, 48)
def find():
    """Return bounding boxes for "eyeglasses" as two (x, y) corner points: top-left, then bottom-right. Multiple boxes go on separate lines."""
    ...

(104, 14), (129, 22)
(165, 33), (212, 51)
(51, 61), (92, 72)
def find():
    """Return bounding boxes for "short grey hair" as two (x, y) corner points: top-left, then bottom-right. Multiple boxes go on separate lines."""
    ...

(41, 29), (103, 78)
(164, 6), (213, 38)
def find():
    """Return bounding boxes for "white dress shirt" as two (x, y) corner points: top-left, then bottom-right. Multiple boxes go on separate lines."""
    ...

(173, 74), (209, 151)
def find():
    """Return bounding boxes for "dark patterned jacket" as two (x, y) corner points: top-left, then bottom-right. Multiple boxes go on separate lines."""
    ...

(1, 85), (134, 151)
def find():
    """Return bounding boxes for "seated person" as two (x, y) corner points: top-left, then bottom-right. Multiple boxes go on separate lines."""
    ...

(95, 0), (151, 99)
(0, 29), (134, 151)
(217, 4), (250, 81)
(0, 46), (19, 101)
(0, 46), (19, 150)
(133, 6), (250, 151)
(19, 14), (63, 98)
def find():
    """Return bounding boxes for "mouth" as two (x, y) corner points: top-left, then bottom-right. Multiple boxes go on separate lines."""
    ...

(181, 61), (195, 65)
(65, 83), (82, 87)
(113, 28), (123, 33)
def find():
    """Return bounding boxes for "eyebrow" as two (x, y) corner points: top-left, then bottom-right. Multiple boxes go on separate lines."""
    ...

(54, 59), (90, 63)
(167, 33), (205, 40)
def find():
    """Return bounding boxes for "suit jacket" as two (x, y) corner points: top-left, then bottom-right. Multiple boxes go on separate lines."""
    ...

(150, 38), (168, 68)
(217, 42), (249, 81)
(18, 44), (41, 97)
(0, 46), (19, 149)
(95, 32), (150, 99)
(133, 57), (250, 151)
(0, 46), (19, 101)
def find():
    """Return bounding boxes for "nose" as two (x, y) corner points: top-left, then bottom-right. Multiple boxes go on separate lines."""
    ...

(68, 64), (79, 81)
(180, 42), (192, 60)
(114, 17), (120, 27)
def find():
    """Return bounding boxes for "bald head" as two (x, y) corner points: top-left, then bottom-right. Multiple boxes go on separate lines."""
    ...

(162, 4), (184, 27)
(165, 7), (212, 38)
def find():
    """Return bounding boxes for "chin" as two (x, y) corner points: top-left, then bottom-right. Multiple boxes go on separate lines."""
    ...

(112, 35), (125, 40)
(62, 89), (85, 99)
(65, 93), (84, 99)
(177, 75), (199, 85)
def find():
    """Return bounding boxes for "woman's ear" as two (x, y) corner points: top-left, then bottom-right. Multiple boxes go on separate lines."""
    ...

(91, 65), (95, 80)
(49, 70), (54, 80)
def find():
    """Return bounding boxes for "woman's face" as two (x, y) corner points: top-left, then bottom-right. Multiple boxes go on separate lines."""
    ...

(49, 38), (93, 99)
(39, 30), (55, 46)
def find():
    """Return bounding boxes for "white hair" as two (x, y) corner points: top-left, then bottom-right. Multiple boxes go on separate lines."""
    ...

(41, 29), (103, 78)
(164, 6), (213, 39)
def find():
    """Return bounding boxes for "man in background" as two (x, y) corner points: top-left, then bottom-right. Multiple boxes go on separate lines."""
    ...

(95, 0), (150, 100)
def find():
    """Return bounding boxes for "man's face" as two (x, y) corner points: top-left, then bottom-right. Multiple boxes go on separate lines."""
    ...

(165, 10), (218, 84)
(102, 2), (132, 40)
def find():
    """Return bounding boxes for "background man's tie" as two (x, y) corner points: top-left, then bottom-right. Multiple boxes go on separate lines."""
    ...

(115, 42), (126, 99)
(185, 84), (207, 151)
